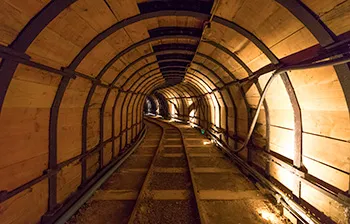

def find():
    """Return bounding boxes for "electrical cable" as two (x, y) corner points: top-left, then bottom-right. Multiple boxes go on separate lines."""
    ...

(233, 54), (350, 153)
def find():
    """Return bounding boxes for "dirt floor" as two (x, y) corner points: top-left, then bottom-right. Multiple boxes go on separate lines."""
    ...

(66, 120), (289, 224)
(68, 200), (136, 224)
(201, 199), (287, 224)
(149, 172), (191, 190)
(133, 199), (201, 224)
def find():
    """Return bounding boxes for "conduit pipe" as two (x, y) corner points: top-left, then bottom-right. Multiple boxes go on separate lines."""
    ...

(205, 130), (320, 224)
(184, 0), (220, 75)
(235, 54), (350, 153)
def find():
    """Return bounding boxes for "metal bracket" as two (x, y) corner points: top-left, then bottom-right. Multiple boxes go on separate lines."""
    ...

(0, 190), (8, 202)
(43, 168), (60, 177)
(0, 44), (30, 60)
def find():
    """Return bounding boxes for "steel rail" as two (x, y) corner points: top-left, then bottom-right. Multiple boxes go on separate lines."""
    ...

(51, 127), (148, 224)
(204, 129), (320, 224)
(127, 117), (166, 224)
(0, 121), (143, 204)
(156, 118), (206, 224)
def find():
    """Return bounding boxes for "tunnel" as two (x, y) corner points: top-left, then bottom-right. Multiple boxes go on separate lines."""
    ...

(0, 0), (349, 223)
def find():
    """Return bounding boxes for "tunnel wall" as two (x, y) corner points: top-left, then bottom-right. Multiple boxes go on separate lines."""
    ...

(154, 1), (350, 223)
(0, 0), (349, 223)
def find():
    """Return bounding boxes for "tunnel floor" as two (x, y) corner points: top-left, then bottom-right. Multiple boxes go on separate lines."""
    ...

(67, 117), (288, 224)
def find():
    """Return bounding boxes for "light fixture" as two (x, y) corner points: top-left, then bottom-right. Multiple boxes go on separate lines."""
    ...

(258, 209), (278, 223)
(203, 141), (211, 145)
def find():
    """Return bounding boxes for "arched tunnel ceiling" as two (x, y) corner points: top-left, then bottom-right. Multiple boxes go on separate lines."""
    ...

(1, 1), (349, 103)
(0, 0), (349, 223)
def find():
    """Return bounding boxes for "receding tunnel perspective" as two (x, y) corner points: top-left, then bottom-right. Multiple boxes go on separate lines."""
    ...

(0, 0), (349, 224)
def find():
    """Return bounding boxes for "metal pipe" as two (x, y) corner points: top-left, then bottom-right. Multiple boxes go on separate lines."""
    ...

(233, 55), (350, 153)
(205, 130), (320, 224)
(54, 126), (148, 224)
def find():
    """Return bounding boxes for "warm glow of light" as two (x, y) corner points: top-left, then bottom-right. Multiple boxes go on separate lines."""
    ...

(203, 140), (211, 145)
(171, 103), (176, 116)
(189, 109), (196, 124)
(189, 122), (199, 128)
(258, 209), (278, 223)
(187, 99), (193, 106)
(261, 211), (271, 220)
(210, 93), (220, 127)
(154, 98), (160, 114)
(170, 118), (183, 123)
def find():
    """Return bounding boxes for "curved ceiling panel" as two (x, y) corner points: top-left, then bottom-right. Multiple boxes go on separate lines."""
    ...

(0, 0), (349, 223)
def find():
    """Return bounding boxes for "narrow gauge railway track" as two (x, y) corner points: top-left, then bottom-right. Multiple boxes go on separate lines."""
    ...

(67, 117), (287, 224)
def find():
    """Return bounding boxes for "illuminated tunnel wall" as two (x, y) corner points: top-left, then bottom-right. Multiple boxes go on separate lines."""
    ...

(0, 0), (349, 223)
(144, 96), (157, 115)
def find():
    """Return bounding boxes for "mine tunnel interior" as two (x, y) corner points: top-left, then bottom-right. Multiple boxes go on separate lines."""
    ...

(0, 0), (349, 223)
